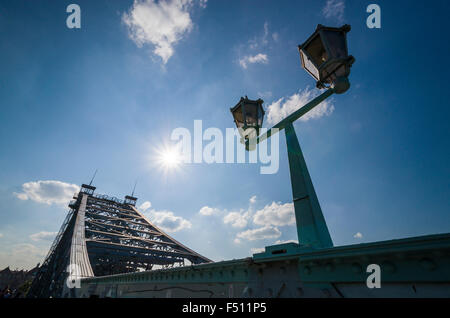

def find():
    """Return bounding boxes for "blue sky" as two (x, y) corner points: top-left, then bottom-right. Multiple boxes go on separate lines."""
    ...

(0, 0), (449, 269)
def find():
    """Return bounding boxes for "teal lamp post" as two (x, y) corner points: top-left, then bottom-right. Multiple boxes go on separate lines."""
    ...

(230, 24), (355, 249)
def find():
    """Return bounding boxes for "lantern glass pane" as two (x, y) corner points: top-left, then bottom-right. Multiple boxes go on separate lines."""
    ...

(301, 50), (319, 80)
(257, 105), (264, 126)
(323, 30), (347, 59)
(244, 103), (258, 126)
(305, 34), (328, 67)
(232, 106), (244, 129)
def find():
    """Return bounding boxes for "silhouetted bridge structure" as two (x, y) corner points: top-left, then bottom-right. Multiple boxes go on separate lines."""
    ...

(28, 184), (450, 298)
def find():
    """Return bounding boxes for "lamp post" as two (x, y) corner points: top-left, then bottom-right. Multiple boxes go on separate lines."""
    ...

(230, 24), (355, 249)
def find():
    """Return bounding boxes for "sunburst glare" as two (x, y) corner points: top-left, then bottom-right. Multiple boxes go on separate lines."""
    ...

(153, 143), (185, 175)
(159, 148), (181, 168)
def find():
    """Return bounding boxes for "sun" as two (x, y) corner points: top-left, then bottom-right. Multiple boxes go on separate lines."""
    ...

(159, 148), (181, 168)
(154, 144), (184, 173)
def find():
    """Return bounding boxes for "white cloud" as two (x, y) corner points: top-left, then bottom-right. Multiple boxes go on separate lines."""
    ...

(139, 201), (152, 212)
(13, 180), (79, 206)
(30, 231), (57, 242)
(266, 87), (335, 125)
(239, 53), (268, 69)
(198, 196), (256, 228)
(322, 0), (345, 22)
(263, 21), (269, 44)
(145, 209), (191, 232)
(353, 232), (363, 239)
(253, 202), (295, 227)
(250, 247), (265, 254)
(237, 22), (277, 70)
(0, 233), (3, 238)
(274, 239), (298, 245)
(249, 21), (270, 49)
(0, 243), (46, 270)
(138, 199), (192, 233)
(257, 91), (272, 99)
(199, 206), (220, 216)
(223, 211), (249, 228)
(123, 0), (205, 64)
(272, 32), (279, 41)
(236, 225), (281, 241)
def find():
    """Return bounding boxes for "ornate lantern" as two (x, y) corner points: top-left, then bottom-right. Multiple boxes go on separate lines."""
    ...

(298, 24), (355, 93)
(230, 96), (265, 139)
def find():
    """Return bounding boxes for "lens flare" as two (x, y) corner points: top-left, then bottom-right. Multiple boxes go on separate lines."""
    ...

(153, 143), (185, 175)
(159, 148), (181, 168)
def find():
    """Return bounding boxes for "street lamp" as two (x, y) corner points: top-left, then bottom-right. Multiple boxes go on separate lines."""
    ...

(298, 24), (355, 93)
(230, 96), (265, 150)
(230, 24), (354, 250)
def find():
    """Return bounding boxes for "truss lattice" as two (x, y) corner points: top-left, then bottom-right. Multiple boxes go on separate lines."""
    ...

(27, 184), (211, 298)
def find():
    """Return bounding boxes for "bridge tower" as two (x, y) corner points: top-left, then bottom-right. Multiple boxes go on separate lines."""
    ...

(27, 184), (211, 298)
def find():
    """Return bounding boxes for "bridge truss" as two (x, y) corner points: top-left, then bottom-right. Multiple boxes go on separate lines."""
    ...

(27, 184), (211, 298)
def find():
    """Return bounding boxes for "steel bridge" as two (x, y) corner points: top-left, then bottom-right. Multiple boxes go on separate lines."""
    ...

(26, 183), (450, 298)
(27, 184), (211, 298)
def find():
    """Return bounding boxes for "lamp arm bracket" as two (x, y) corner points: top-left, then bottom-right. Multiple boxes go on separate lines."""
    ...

(254, 88), (335, 144)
